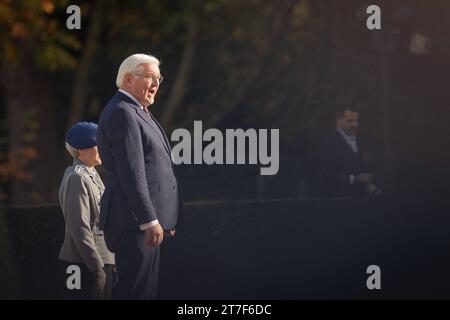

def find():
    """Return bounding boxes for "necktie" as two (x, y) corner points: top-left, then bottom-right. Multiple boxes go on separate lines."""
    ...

(144, 106), (158, 127)
(143, 106), (151, 118)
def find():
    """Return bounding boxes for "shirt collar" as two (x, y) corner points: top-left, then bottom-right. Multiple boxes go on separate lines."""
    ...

(118, 89), (145, 110)
(337, 128), (358, 153)
(337, 128), (355, 141)
(73, 158), (84, 167)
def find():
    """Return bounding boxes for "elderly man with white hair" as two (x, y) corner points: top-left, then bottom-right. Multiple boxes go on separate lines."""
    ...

(97, 53), (183, 299)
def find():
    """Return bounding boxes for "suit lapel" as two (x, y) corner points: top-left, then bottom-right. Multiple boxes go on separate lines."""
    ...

(137, 107), (172, 157)
(335, 130), (359, 162)
(116, 91), (172, 159)
(90, 170), (105, 191)
(115, 91), (172, 157)
(149, 111), (172, 152)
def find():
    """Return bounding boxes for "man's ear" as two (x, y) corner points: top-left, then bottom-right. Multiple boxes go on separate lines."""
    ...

(123, 73), (132, 87)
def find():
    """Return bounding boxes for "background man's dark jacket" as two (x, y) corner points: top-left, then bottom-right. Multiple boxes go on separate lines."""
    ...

(317, 129), (366, 197)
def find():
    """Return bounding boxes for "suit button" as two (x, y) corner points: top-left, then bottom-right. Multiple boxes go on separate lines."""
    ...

(172, 186), (176, 191)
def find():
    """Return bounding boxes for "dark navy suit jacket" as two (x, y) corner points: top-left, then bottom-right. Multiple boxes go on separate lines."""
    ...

(317, 129), (366, 197)
(97, 91), (182, 231)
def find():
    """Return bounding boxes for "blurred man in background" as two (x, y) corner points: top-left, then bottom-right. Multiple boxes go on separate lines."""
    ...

(317, 106), (382, 198)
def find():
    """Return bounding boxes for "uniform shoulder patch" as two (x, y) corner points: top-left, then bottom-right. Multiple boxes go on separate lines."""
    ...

(73, 165), (86, 175)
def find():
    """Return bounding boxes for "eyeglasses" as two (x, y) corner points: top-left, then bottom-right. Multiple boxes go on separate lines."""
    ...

(131, 73), (164, 85)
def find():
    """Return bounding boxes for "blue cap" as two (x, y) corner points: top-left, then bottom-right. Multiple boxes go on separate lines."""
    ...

(66, 122), (98, 149)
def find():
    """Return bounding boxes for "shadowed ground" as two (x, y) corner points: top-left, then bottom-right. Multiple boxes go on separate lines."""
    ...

(1, 197), (450, 299)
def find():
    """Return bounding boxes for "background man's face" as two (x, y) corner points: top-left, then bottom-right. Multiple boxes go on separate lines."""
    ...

(127, 63), (160, 107)
(336, 110), (359, 136)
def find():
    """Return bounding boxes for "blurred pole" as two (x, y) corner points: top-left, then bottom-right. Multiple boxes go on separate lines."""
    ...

(381, 32), (392, 195)
(370, 17), (396, 196)
(365, 0), (404, 196)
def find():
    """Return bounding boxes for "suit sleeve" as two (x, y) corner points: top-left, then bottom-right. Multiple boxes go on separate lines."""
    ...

(104, 107), (157, 225)
(318, 139), (351, 192)
(64, 174), (104, 272)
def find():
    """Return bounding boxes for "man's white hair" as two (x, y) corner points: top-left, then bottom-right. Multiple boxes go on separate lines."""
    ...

(65, 142), (79, 159)
(116, 53), (160, 88)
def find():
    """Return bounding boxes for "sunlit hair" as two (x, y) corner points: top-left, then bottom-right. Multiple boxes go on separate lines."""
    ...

(65, 142), (79, 159)
(116, 53), (160, 88)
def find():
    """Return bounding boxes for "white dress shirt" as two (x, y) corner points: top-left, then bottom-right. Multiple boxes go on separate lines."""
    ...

(337, 128), (358, 185)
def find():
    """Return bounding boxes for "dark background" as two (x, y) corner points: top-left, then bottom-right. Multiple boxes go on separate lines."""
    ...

(1, 0), (450, 299)
(1, 0), (449, 204)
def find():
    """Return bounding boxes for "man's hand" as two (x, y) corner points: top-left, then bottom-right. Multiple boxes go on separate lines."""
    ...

(92, 268), (106, 292)
(354, 173), (373, 186)
(164, 229), (176, 238)
(145, 223), (164, 247)
(112, 266), (119, 287)
(365, 184), (383, 198)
